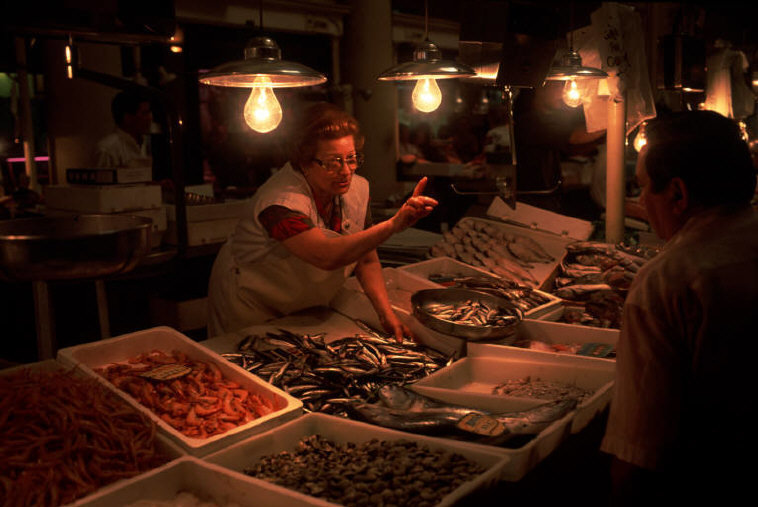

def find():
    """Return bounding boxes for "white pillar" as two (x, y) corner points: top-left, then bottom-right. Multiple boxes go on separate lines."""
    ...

(605, 94), (626, 244)
(14, 37), (38, 193)
(343, 0), (399, 201)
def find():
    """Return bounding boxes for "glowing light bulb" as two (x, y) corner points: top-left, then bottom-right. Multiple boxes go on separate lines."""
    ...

(562, 79), (582, 108)
(633, 123), (647, 152)
(412, 78), (442, 113)
(243, 77), (283, 133)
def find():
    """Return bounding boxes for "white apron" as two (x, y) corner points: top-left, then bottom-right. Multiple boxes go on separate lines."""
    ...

(208, 164), (369, 336)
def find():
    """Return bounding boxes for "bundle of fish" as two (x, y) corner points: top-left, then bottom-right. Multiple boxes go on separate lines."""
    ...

(445, 275), (552, 313)
(421, 298), (519, 327)
(551, 241), (653, 328)
(222, 330), (455, 415)
(428, 219), (554, 287)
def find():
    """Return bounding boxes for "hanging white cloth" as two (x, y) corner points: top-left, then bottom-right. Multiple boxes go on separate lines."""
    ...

(704, 42), (755, 120)
(572, 2), (656, 134)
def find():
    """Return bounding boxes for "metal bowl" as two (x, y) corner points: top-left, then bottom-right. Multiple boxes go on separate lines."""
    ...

(411, 288), (523, 342)
(0, 214), (152, 281)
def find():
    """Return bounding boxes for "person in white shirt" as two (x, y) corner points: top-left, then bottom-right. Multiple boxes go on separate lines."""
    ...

(95, 90), (153, 169)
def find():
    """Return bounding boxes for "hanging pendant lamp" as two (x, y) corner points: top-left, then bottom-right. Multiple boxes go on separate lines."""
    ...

(377, 0), (475, 113)
(544, 3), (607, 108)
(198, 2), (326, 133)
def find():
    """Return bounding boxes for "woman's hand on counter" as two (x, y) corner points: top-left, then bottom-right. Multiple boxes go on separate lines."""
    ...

(379, 310), (413, 343)
(391, 177), (438, 233)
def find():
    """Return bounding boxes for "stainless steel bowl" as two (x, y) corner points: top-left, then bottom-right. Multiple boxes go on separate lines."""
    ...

(0, 214), (152, 281)
(411, 288), (522, 342)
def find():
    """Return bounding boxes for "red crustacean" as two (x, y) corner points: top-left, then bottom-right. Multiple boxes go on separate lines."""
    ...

(95, 350), (276, 439)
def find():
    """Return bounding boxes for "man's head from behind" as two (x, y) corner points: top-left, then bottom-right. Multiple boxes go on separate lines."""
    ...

(637, 111), (756, 240)
(111, 90), (152, 136)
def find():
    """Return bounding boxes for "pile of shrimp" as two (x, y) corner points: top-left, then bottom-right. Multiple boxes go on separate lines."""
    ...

(0, 367), (169, 507)
(95, 349), (276, 439)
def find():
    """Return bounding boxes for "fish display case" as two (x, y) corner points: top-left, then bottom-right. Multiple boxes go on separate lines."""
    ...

(204, 412), (508, 506)
(70, 456), (332, 507)
(397, 256), (562, 319)
(427, 216), (574, 291)
(514, 317), (619, 360)
(56, 327), (303, 457)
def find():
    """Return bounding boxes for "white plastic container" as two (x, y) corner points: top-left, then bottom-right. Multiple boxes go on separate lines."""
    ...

(398, 256), (562, 318)
(165, 199), (247, 222)
(56, 326), (303, 457)
(204, 412), (508, 507)
(513, 318), (618, 361)
(451, 216), (573, 290)
(68, 456), (332, 507)
(528, 303), (621, 341)
(163, 217), (239, 246)
(411, 344), (615, 436)
(44, 184), (162, 213)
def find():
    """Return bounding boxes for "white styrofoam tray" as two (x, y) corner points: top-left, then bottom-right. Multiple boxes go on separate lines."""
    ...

(512, 318), (618, 361)
(165, 199), (247, 222)
(398, 256), (563, 319)
(2, 360), (186, 504)
(163, 217), (239, 246)
(68, 456), (332, 507)
(204, 412), (508, 507)
(411, 344), (615, 436)
(43, 184), (162, 213)
(528, 303), (622, 339)
(486, 197), (594, 240)
(453, 216), (572, 291)
(56, 326), (303, 457)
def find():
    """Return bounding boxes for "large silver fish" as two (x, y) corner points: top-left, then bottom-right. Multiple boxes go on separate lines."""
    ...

(350, 385), (577, 438)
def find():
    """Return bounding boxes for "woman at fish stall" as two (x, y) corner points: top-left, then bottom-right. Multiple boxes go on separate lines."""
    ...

(208, 102), (438, 339)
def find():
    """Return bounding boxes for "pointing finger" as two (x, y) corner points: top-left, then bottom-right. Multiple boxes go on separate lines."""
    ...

(412, 176), (428, 197)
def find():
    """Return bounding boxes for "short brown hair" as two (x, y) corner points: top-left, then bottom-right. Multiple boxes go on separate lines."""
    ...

(290, 102), (364, 168)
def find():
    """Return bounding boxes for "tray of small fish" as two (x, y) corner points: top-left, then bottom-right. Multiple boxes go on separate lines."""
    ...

(428, 217), (572, 289)
(72, 456), (332, 507)
(204, 412), (508, 507)
(221, 329), (456, 415)
(56, 326), (303, 457)
(398, 256), (563, 318)
(411, 288), (522, 342)
(545, 240), (655, 329)
(411, 344), (615, 436)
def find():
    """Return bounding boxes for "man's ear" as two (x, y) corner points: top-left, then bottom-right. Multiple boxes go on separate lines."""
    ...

(669, 177), (689, 214)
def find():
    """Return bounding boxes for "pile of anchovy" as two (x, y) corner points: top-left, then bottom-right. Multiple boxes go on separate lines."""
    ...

(422, 299), (519, 327)
(244, 435), (486, 507)
(448, 276), (552, 313)
(222, 330), (455, 415)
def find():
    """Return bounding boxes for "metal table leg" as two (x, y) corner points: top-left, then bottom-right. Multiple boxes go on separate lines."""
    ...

(95, 279), (110, 339)
(32, 280), (55, 360)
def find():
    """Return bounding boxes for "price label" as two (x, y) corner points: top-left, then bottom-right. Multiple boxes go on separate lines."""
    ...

(139, 364), (192, 381)
(456, 412), (507, 437)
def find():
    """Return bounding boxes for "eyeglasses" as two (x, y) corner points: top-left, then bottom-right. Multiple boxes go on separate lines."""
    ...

(312, 153), (364, 173)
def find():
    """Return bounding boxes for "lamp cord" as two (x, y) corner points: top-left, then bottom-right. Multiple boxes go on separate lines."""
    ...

(424, 0), (429, 41)
(259, 0), (265, 32)
(568, 1), (575, 50)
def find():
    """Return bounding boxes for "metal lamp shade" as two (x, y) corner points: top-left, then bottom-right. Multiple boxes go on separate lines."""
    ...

(199, 36), (327, 88)
(377, 40), (476, 81)
(544, 49), (607, 81)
